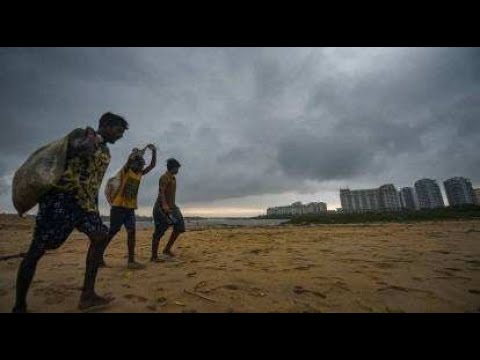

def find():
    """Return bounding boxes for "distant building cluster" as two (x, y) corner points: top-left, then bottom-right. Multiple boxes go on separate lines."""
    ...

(265, 176), (478, 216)
(340, 176), (478, 214)
(267, 201), (327, 216)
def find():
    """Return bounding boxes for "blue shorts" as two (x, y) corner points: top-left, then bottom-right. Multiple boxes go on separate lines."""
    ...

(109, 206), (136, 235)
(31, 191), (108, 252)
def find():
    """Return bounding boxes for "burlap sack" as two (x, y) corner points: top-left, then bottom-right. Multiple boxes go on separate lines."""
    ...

(12, 135), (69, 216)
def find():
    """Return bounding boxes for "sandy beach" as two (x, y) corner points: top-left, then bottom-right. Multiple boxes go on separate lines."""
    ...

(1, 214), (479, 313)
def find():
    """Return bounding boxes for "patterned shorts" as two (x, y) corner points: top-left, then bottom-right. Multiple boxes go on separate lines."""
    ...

(31, 191), (108, 252)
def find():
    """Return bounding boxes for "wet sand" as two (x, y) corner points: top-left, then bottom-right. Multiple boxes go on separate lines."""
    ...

(1, 215), (479, 313)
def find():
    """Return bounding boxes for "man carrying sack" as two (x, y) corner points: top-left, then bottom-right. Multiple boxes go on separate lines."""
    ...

(12, 112), (128, 313)
(102, 144), (157, 269)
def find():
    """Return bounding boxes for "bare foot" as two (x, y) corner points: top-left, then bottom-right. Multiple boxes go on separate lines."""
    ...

(78, 293), (114, 311)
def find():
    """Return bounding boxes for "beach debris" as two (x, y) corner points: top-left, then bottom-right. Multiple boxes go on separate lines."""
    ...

(194, 281), (208, 292)
(0, 252), (26, 262)
(184, 289), (217, 303)
(174, 301), (186, 306)
(250, 291), (266, 297)
(291, 298), (322, 312)
(293, 286), (327, 299)
(156, 297), (167, 304)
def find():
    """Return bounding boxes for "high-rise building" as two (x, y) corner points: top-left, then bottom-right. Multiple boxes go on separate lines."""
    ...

(414, 178), (445, 209)
(340, 188), (379, 213)
(340, 184), (401, 213)
(474, 188), (480, 206)
(399, 187), (417, 210)
(443, 177), (476, 206)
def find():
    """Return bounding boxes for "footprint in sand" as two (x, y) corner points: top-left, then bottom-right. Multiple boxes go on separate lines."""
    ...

(468, 289), (480, 295)
(374, 262), (396, 269)
(377, 285), (409, 293)
(434, 269), (455, 276)
(223, 284), (240, 290)
(319, 249), (333, 254)
(124, 294), (148, 303)
(294, 265), (312, 271)
(465, 260), (480, 266)
(377, 285), (436, 297)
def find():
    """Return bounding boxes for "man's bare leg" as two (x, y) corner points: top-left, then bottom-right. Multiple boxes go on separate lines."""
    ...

(12, 246), (45, 313)
(151, 224), (167, 261)
(151, 235), (162, 261)
(163, 231), (180, 257)
(99, 228), (121, 268)
(127, 230), (145, 269)
(79, 233), (114, 310)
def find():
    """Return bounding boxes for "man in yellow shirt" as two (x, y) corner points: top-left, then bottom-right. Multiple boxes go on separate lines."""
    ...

(102, 144), (156, 269)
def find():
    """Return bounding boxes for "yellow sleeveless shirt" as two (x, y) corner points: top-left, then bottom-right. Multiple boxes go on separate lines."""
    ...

(111, 169), (142, 209)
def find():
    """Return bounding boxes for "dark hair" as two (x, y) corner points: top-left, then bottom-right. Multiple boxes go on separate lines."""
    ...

(98, 112), (129, 130)
(167, 158), (181, 170)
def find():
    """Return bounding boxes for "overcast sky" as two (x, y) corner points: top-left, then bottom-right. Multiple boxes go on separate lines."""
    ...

(0, 47), (479, 217)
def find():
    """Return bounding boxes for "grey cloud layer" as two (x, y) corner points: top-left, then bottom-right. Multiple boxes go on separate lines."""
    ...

(0, 47), (479, 213)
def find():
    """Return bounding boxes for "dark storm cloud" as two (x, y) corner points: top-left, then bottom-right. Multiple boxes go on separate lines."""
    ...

(275, 47), (480, 186)
(0, 47), (479, 213)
